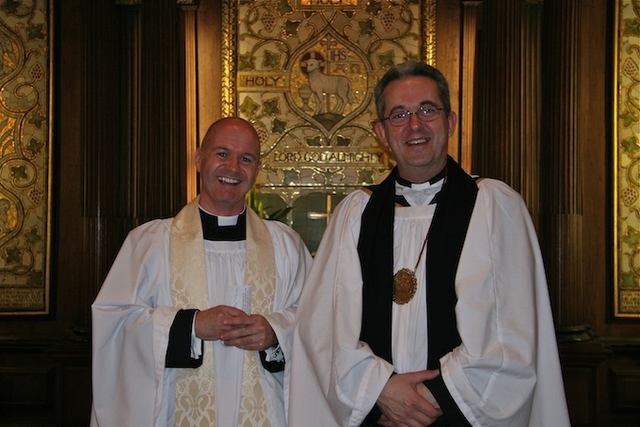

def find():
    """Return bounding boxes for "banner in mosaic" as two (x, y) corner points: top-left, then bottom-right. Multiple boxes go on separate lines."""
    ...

(614, 0), (640, 318)
(222, 0), (435, 252)
(0, 0), (51, 315)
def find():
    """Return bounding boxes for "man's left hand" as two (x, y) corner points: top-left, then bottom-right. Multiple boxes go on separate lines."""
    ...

(219, 314), (277, 351)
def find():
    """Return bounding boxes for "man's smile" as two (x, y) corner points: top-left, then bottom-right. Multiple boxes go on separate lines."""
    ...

(218, 176), (240, 184)
(406, 137), (430, 146)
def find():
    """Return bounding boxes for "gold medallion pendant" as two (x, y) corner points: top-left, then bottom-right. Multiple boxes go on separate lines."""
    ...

(393, 268), (417, 304)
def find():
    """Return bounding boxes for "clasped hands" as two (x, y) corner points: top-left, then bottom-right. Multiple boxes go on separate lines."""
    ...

(194, 305), (277, 351)
(377, 370), (443, 427)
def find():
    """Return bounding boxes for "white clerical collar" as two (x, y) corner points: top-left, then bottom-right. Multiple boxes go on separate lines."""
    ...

(198, 205), (245, 226)
(408, 179), (443, 191)
(395, 179), (444, 207)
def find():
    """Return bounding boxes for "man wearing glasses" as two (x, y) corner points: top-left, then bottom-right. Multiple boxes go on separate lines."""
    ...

(287, 62), (570, 426)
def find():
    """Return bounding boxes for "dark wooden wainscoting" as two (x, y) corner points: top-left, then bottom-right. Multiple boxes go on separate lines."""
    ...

(0, 336), (91, 426)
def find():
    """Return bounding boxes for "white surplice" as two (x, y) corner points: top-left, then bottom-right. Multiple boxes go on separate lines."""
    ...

(287, 178), (570, 427)
(90, 212), (311, 427)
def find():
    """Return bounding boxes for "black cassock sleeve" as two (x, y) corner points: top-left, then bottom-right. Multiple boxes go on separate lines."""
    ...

(360, 374), (471, 426)
(165, 308), (285, 373)
(259, 347), (285, 373)
(165, 309), (203, 368)
(424, 375), (472, 426)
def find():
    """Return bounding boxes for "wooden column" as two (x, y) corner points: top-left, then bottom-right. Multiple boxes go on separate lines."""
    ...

(540, 0), (587, 339)
(473, 0), (542, 228)
(460, 1), (482, 174)
(178, 0), (199, 202)
(118, 0), (142, 222)
(82, 0), (142, 303)
(520, 0), (543, 224)
(82, 0), (187, 301)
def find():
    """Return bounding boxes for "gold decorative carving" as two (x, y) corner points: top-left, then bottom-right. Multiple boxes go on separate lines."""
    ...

(177, 0), (199, 7)
(221, 0), (237, 116)
(614, 0), (640, 318)
(115, 0), (142, 6)
(297, 0), (361, 8)
(0, 0), (52, 315)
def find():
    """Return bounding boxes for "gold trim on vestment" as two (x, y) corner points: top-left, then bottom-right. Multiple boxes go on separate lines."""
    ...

(170, 197), (274, 426)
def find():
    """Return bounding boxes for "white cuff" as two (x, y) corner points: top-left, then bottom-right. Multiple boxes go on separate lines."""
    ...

(264, 344), (284, 362)
(190, 313), (202, 359)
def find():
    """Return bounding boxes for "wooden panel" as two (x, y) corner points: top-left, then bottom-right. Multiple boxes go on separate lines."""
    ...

(59, 364), (92, 426)
(0, 366), (54, 407)
(563, 365), (599, 426)
(609, 362), (640, 412)
(0, 339), (90, 426)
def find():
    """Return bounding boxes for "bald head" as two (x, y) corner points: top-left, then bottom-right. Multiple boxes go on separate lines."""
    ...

(201, 117), (261, 156)
(196, 117), (262, 215)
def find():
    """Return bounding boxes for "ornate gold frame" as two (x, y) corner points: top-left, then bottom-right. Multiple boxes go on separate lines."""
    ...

(613, 0), (640, 318)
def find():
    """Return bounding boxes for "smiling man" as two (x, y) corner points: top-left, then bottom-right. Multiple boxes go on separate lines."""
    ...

(90, 117), (312, 427)
(287, 62), (570, 427)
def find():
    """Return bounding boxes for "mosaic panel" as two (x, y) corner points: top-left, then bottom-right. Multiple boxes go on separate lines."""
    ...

(0, 0), (51, 315)
(615, 0), (640, 317)
(223, 0), (435, 251)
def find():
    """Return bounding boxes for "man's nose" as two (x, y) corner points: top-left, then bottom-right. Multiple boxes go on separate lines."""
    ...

(408, 112), (422, 128)
(226, 156), (240, 170)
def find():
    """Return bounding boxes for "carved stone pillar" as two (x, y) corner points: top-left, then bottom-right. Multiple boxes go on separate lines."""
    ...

(540, 0), (587, 339)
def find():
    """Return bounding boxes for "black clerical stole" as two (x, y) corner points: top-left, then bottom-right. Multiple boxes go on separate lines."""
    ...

(357, 157), (477, 427)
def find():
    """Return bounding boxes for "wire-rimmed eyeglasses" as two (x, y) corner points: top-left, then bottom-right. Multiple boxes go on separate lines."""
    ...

(381, 106), (444, 127)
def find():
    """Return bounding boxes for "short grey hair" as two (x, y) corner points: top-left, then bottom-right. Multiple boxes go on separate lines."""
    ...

(374, 62), (452, 121)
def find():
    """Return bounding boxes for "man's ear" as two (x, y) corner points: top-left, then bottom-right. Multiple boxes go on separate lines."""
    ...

(195, 148), (202, 173)
(447, 111), (458, 138)
(374, 121), (389, 147)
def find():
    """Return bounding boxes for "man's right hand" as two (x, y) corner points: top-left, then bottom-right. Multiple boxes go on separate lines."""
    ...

(194, 305), (248, 341)
(376, 370), (443, 427)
